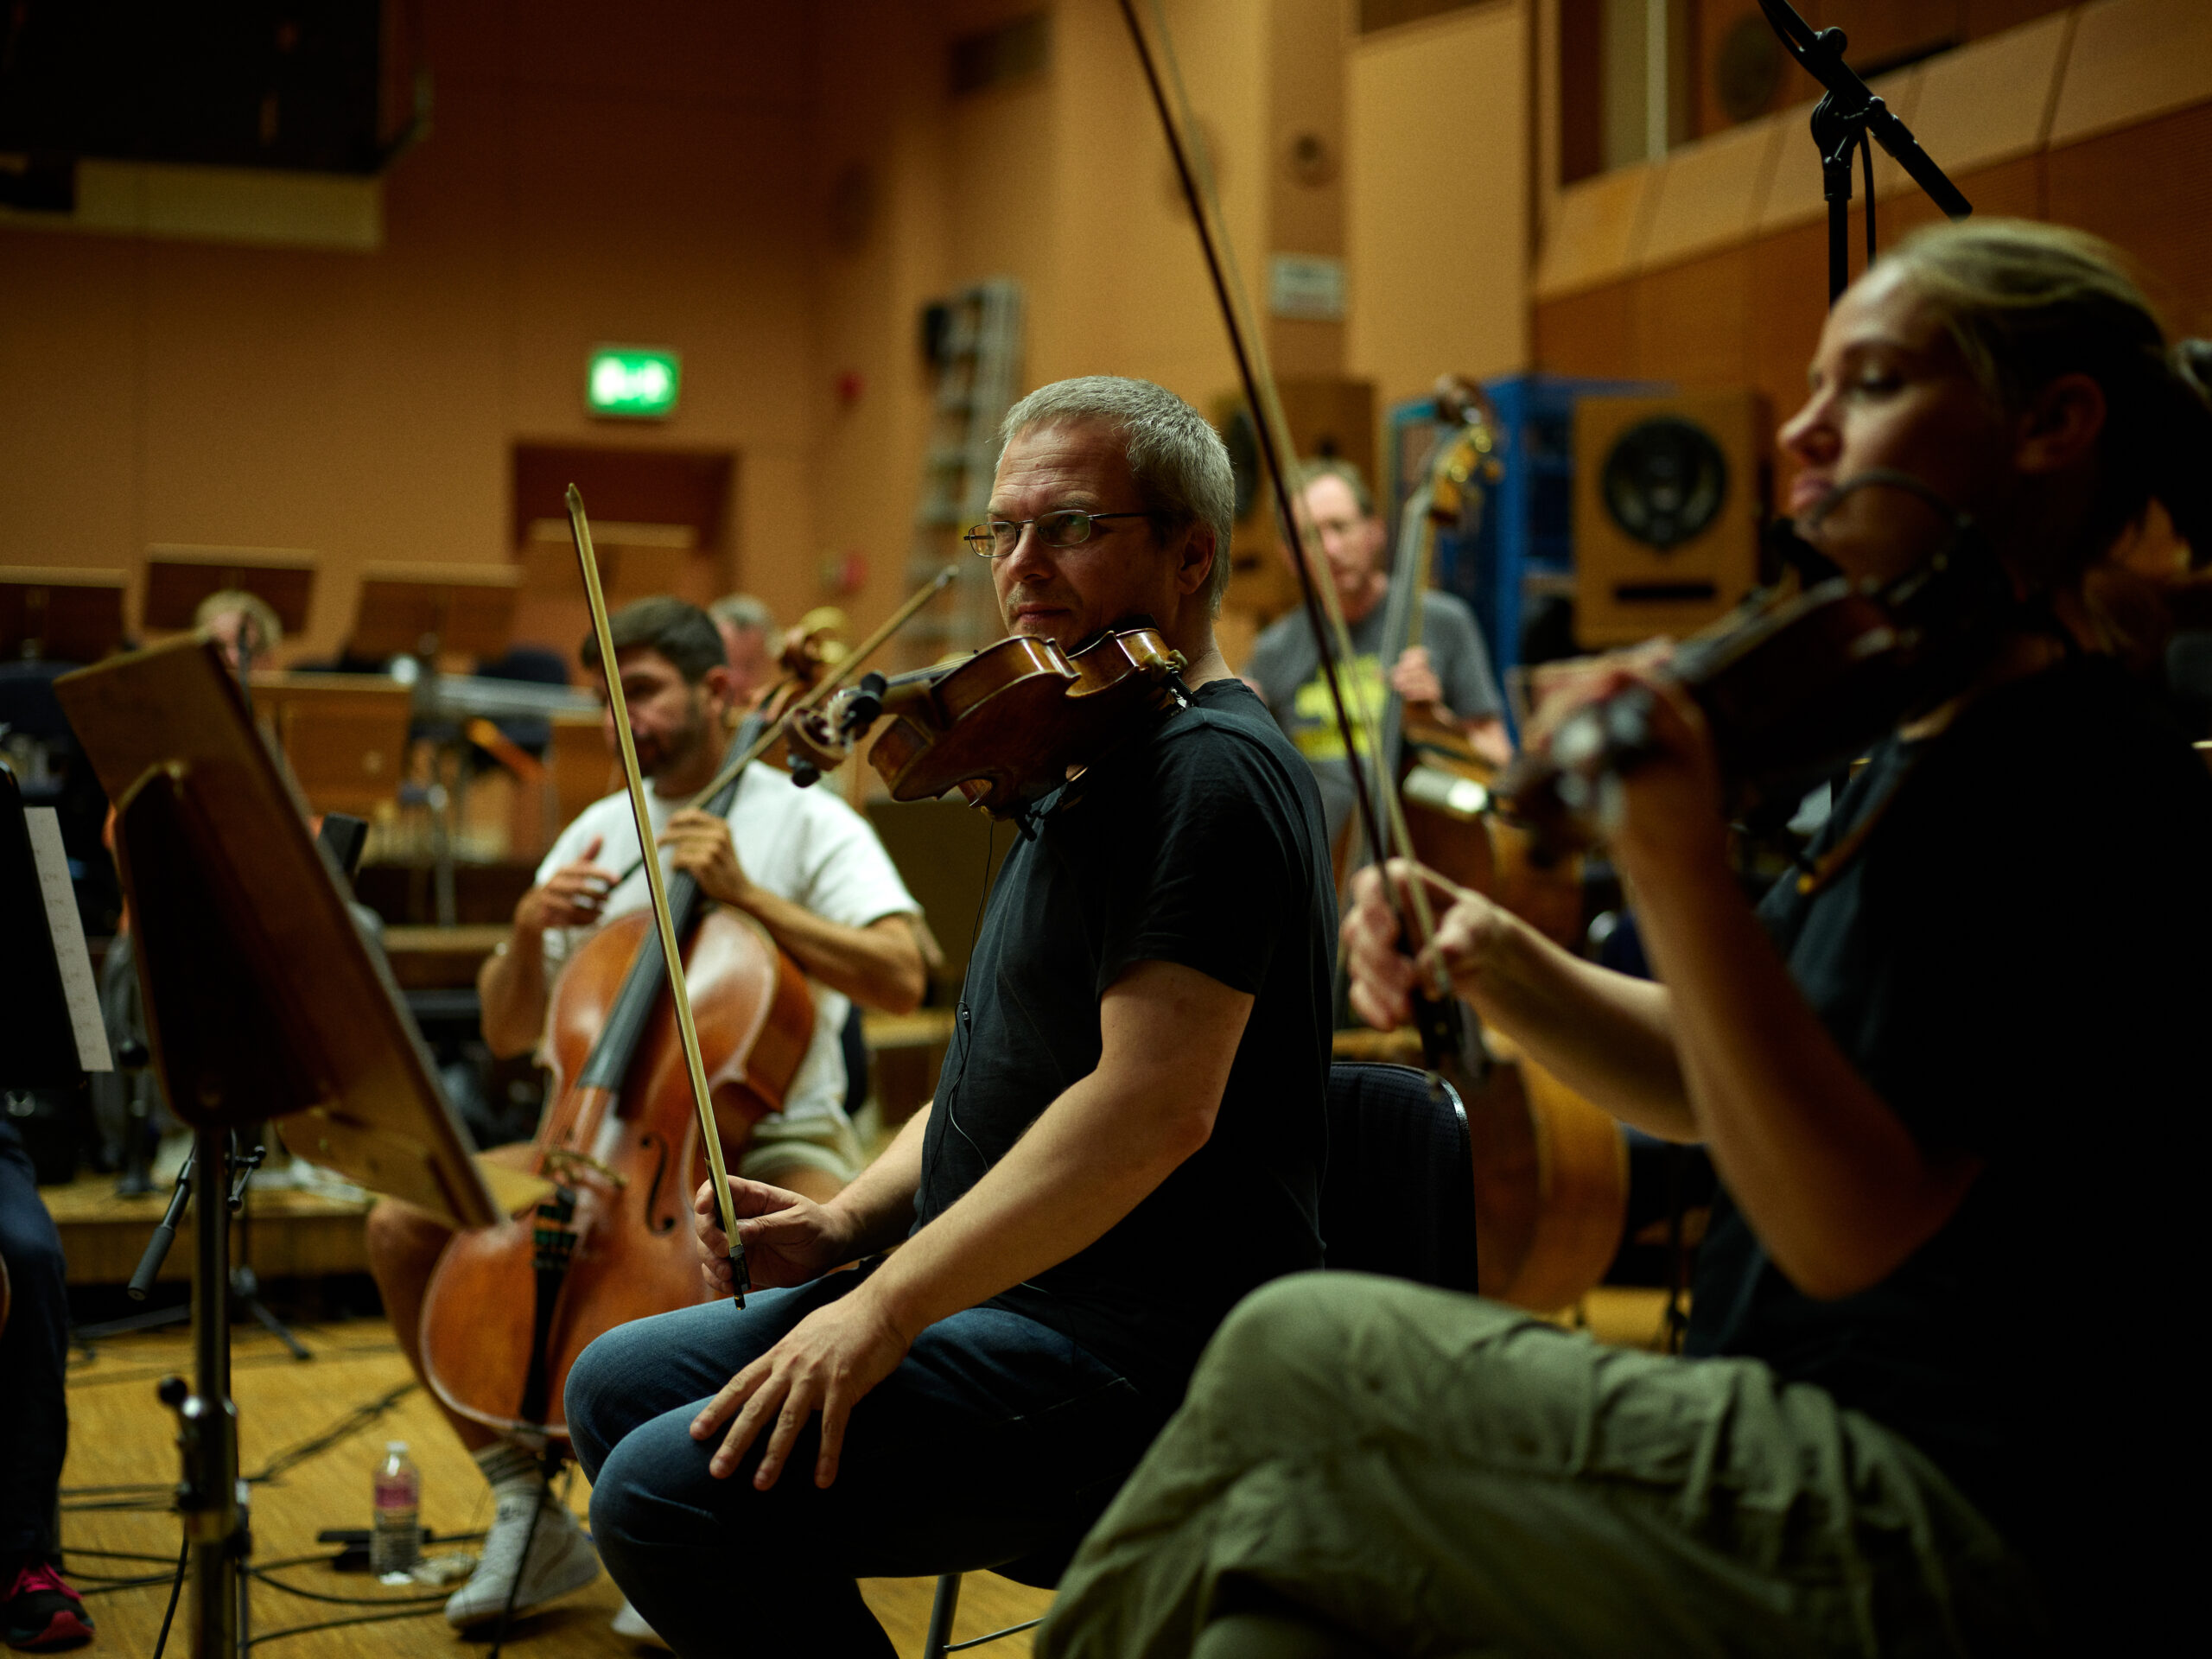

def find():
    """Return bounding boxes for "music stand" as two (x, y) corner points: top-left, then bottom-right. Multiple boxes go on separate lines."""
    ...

(141, 549), (317, 640)
(0, 567), (126, 663)
(54, 638), (499, 1659)
(350, 563), (519, 663)
(248, 672), (413, 819)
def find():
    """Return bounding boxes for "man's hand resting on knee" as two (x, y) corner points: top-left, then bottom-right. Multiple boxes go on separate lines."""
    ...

(690, 1176), (854, 1297)
(689, 1279), (913, 1490)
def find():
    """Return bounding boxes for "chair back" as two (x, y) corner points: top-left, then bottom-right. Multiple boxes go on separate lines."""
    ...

(1320, 1061), (1478, 1293)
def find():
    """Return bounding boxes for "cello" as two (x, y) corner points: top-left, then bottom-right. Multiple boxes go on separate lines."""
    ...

(419, 590), (811, 1440)
(418, 520), (953, 1443)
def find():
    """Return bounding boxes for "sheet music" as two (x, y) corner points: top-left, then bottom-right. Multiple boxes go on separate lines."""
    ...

(23, 807), (113, 1072)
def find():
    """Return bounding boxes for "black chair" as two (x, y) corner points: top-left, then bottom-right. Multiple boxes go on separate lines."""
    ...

(920, 1061), (1475, 1658)
(1318, 1061), (1476, 1289)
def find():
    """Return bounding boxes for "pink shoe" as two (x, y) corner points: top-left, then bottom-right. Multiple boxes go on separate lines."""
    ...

(2, 1560), (93, 1653)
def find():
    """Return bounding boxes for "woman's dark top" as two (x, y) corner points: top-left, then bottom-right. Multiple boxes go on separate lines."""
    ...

(1688, 655), (2212, 1624)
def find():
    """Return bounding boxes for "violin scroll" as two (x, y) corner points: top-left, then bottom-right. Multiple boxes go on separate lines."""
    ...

(786, 673), (887, 789)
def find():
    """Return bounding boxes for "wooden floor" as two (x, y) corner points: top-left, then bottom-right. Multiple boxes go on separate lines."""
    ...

(60, 1316), (1051, 1657)
(62, 1292), (1675, 1657)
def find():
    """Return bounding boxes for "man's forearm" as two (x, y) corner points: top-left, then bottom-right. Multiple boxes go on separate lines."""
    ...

(859, 1065), (1209, 1342)
(738, 892), (925, 1013)
(820, 1103), (931, 1261)
(478, 929), (550, 1059)
(1464, 714), (1513, 768)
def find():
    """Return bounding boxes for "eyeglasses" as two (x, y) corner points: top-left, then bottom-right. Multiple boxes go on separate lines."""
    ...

(963, 510), (1152, 560)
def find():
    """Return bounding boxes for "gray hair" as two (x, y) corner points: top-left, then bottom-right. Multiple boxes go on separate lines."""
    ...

(707, 593), (776, 636)
(998, 375), (1236, 615)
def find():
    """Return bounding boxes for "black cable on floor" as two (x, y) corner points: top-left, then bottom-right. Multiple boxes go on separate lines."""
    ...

(245, 1567), (448, 1608)
(246, 1380), (418, 1484)
(149, 1536), (187, 1659)
(245, 1605), (443, 1646)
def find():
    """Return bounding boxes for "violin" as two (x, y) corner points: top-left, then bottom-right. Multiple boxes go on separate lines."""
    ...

(785, 620), (1188, 816)
(1500, 470), (2018, 860)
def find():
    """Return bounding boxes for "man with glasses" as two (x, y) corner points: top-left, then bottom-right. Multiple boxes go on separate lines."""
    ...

(1245, 458), (1510, 849)
(564, 377), (1336, 1658)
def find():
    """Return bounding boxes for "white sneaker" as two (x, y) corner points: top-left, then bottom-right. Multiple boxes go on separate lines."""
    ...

(443, 1493), (601, 1627)
(610, 1596), (671, 1648)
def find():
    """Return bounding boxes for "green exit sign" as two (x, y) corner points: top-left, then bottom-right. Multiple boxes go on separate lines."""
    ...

(586, 346), (681, 419)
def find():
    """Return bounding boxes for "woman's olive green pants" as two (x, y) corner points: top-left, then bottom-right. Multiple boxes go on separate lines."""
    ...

(1039, 1274), (2049, 1659)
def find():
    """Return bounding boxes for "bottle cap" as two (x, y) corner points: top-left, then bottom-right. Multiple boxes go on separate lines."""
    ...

(386, 1440), (408, 1455)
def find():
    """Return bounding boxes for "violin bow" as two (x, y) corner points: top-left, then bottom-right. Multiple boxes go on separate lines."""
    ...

(1118, 0), (1469, 1060)
(565, 483), (752, 1306)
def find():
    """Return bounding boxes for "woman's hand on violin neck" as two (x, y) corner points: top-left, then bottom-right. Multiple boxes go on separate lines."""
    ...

(1341, 860), (1500, 1029)
(690, 1281), (912, 1491)
(661, 810), (755, 910)
(1525, 652), (1730, 883)
(692, 1176), (851, 1296)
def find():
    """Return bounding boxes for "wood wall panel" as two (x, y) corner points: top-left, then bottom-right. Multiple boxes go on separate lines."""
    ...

(1540, 145), (2118, 435)
(1533, 281), (1634, 379)
(1746, 219), (1831, 433)
(2047, 102), (2212, 335)
(1630, 247), (1751, 385)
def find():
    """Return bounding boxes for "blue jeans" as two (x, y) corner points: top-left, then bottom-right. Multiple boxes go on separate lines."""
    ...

(0, 1118), (68, 1563)
(566, 1268), (1174, 1657)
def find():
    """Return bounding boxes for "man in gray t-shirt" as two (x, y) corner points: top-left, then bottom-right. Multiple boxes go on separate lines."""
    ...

(1243, 459), (1509, 848)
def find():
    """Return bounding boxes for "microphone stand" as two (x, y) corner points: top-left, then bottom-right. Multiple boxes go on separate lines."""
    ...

(1756, 0), (1972, 305)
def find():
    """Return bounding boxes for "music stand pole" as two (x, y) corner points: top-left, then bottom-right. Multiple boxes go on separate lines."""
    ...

(1756, 0), (1972, 305)
(157, 1122), (248, 1659)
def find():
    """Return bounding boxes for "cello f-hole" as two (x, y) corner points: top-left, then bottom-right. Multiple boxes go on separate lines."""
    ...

(639, 1131), (679, 1234)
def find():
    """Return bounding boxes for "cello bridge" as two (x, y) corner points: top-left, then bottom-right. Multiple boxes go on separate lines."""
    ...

(543, 1147), (630, 1190)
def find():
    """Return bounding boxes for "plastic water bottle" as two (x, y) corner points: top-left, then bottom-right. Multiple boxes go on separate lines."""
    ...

(371, 1440), (421, 1581)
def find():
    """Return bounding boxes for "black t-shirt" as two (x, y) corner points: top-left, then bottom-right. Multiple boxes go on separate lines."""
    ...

(912, 677), (1337, 1399)
(1687, 656), (2211, 1620)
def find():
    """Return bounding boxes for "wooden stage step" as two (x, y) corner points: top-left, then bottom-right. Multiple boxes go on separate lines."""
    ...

(43, 1168), (372, 1287)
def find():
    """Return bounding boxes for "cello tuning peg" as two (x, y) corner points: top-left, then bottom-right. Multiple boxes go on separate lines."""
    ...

(789, 759), (823, 790)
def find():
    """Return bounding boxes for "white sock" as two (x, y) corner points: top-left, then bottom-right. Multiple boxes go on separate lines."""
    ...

(472, 1440), (545, 1512)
